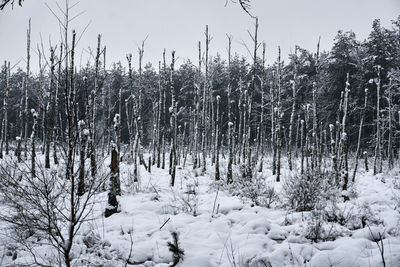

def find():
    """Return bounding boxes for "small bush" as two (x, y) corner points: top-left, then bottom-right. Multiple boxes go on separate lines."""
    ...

(229, 172), (279, 208)
(283, 170), (337, 212)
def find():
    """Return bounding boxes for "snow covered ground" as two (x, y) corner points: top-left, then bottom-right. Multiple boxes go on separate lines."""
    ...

(1, 155), (400, 267)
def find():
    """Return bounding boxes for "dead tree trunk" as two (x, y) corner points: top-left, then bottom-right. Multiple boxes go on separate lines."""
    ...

(245, 17), (258, 179)
(24, 19), (31, 159)
(227, 35), (233, 183)
(89, 34), (101, 179)
(45, 48), (56, 168)
(137, 39), (148, 170)
(105, 142), (119, 218)
(126, 54), (135, 160)
(276, 47), (282, 182)
(162, 50), (167, 170)
(15, 80), (24, 162)
(387, 79), (393, 170)
(352, 88), (368, 182)
(156, 61), (162, 167)
(201, 25), (210, 173)
(31, 109), (38, 177)
(53, 43), (62, 165)
(193, 41), (201, 169)
(257, 42), (266, 173)
(170, 51), (177, 186)
(215, 95), (221, 181)
(101, 47), (107, 157)
(113, 114), (121, 195)
(78, 120), (88, 196)
(0, 61), (10, 158)
(312, 38), (321, 170)
(374, 67), (382, 175)
(287, 47), (298, 171)
(339, 74), (350, 199)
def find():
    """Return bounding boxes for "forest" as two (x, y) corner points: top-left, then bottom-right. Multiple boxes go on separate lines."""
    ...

(0, 1), (399, 266)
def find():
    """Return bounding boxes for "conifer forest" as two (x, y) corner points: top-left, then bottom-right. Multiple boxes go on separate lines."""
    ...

(0, 0), (400, 266)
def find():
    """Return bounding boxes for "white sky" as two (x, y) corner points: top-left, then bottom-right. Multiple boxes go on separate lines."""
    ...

(0, 0), (399, 72)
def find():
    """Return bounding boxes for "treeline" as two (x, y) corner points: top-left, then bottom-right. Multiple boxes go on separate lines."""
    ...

(0, 17), (400, 170)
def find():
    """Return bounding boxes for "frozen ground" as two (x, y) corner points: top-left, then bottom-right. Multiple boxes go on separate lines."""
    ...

(1, 155), (400, 267)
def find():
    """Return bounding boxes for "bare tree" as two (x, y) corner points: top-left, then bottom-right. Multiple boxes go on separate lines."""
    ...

(257, 42), (266, 173)
(201, 25), (211, 173)
(287, 46), (298, 171)
(193, 41), (201, 169)
(88, 34), (102, 179)
(339, 74), (350, 200)
(0, 61), (10, 158)
(352, 88), (368, 182)
(30, 109), (38, 177)
(78, 120), (88, 196)
(245, 17), (259, 179)
(215, 95), (221, 181)
(137, 38), (148, 170)
(387, 78), (394, 170)
(44, 47), (56, 168)
(312, 38), (321, 170)
(105, 113), (121, 217)
(226, 35), (233, 183)
(169, 51), (177, 186)
(24, 18), (31, 159)
(374, 66), (383, 175)
(275, 47), (282, 182)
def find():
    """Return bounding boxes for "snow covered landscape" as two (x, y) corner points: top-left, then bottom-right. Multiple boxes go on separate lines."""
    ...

(0, 0), (400, 266)
(1, 154), (400, 266)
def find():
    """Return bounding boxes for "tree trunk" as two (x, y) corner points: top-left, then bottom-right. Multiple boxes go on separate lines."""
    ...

(170, 51), (177, 186)
(352, 88), (368, 182)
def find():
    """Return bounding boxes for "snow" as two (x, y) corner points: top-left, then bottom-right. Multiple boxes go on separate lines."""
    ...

(0, 154), (399, 266)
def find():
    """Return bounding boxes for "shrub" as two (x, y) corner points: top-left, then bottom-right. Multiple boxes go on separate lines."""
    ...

(229, 171), (279, 208)
(283, 170), (337, 212)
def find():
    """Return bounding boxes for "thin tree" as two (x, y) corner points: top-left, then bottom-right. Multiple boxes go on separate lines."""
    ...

(193, 41), (201, 169)
(215, 95), (221, 180)
(89, 34), (102, 179)
(257, 42), (266, 172)
(45, 47), (56, 168)
(201, 25), (211, 173)
(137, 38), (148, 170)
(78, 120), (88, 196)
(287, 46), (298, 171)
(226, 35), (233, 183)
(312, 38), (321, 170)
(170, 51), (177, 186)
(30, 109), (38, 177)
(0, 61), (10, 158)
(24, 18), (31, 158)
(245, 17), (259, 179)
(156, 61), (162, 167)
(275, 47), (282, 182)
(387, 78), (394, 169)
(374, 66), (383, 175)
(352, 88), (368, 182)
(53, 42), (63, 165)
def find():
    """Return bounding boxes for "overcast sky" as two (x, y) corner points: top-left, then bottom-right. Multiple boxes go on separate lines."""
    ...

(0, 0), (399, 72)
